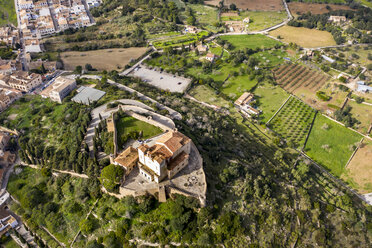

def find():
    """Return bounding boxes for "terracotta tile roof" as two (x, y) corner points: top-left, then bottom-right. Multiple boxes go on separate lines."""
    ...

(156, 131), (191, 154)
(167, 151), (189, 170)
(114, 146), (138, 168)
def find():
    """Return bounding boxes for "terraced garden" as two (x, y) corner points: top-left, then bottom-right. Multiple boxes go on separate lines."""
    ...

(273, 63), (330, 93)
(268, 96), (317, 148)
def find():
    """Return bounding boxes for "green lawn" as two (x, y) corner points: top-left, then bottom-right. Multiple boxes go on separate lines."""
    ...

(189, 84), (232, 108)
(0, 0), (17, 26)
(253, 82), (289, 123)
(116, 115), (163, 148)
(219, 34), (282, 51)
(221, 74), (258, 99)
(305, 114), (362, 177)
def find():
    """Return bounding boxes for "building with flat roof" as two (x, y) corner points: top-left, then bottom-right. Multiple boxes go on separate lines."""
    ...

(71, 86), (106, 105)
(41, 76), (76, 103)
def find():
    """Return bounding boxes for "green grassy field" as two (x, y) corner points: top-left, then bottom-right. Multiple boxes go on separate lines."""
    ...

(219, 34), (282, 51)
(245, 11), (288, 31)
(347, 100), (372, 135)
(251, 49), (287, 67)
(221, 74), (258, 99)
(116, 115), (163, 148)
(188, 4), (220, 32)
(268, 96), (316, 148)
(0, 0), (17, 26)
(189, 84), (232, 108)
(305, 114), (362, 177)
(253, 82), (290, 123)
(359, 0), (372, 8)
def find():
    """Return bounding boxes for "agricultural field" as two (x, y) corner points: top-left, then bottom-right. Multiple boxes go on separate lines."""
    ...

(219, 34), (282, 50)
(288, 2), (351, 15)
(253, 82), (290, 123)
(273, 63), (330, 93)
(269, 26), (337, 48)
(116, 115), (163, 148)
(205, 0), (284, 11)
(342, 139), (372, 193)
(152, 31), (209, 49)
(221, 74), (258, 99)
(347, 100), (372, 135)
(0, 0), (17, 26)
(187, 4), (220, 32)
(61, 48), (148, 71)
(294, 82), (349, 115)
(251, 49), (287, 67)
(305, 114), (362, 177)
(328, 45), (372, 68)
(245, 11), (288, 31)
(268, 96), (316, 148)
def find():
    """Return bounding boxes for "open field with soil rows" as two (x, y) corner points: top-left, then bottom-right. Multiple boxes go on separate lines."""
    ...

(273, 63), (330, 93)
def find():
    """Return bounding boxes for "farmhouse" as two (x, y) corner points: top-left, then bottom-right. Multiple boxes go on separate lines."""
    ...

(205, 53), (217, 62)
(329, 15), (346, 23)
(184, 25), (198, 34)
(41, 76), (77, 103)
(234, 92), (260, 117)
(197, 43), (208, 53)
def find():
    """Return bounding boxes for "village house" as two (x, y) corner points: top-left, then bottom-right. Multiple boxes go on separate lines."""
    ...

(184, 25), (198, 34)
(8, 71), (42, 92)
(0, 212), (18, 238)
(205, 53), (217, 62)
(0, 132), (16, 165)
(114, 130), (191, 183)
(0, 88), (22, 112)
(0, 60), (17, 75)
(197, 43), (208, 53)
(18, 0), (34, 10)
(234, 92), (260, 117)
(329, 15), (346, 23)
(86, 0), (102, 9)
(356, 81), (372, 93)
(0, 26), (20, 47)
(41, 76), (76, 103)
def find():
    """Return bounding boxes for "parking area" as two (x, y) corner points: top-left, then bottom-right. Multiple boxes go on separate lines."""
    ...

(130, 66), (191, 93)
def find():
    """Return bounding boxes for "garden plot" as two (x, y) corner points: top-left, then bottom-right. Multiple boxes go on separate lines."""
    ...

(273, 63), (330, 93)
(268, 96), (316, 148)
(130, 66), (191, 93)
